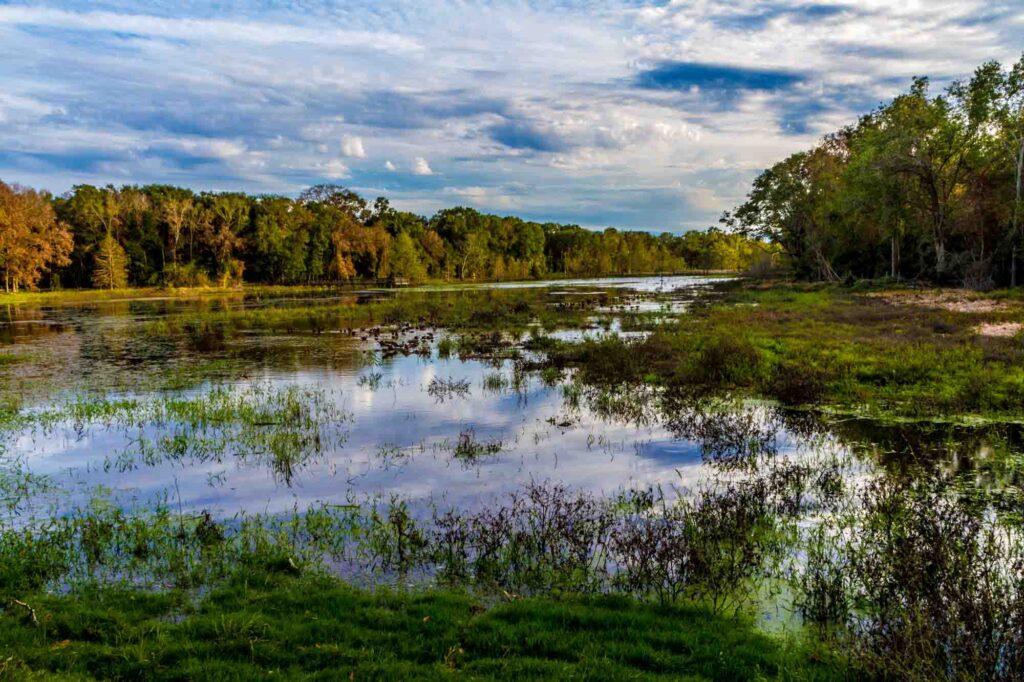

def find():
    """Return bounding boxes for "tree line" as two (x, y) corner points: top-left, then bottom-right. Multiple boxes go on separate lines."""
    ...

(727, 55), (1024, 288)
(0, 181), (771, 292)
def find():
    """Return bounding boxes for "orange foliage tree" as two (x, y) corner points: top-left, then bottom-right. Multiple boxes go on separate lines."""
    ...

(0, 181), (73, 292)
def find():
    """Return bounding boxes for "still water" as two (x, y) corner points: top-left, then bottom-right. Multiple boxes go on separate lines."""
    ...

(0, 276), (1014, 521)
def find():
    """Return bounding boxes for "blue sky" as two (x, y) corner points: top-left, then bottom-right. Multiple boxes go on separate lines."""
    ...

(1, 1), (1022, 232)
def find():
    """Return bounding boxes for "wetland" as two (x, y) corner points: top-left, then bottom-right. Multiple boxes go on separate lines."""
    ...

(3, 275), (1024, 679)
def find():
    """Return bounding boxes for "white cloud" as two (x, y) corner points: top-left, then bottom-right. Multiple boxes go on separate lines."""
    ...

(341, 135), (366, 158)
(384, 160), (397, 172)
(680, 185), (721, 212)
(0, 6), (421, 52)
(319, 159), (351, 180)
(445, 185), (519, 210)
(412, 157), (433, 176)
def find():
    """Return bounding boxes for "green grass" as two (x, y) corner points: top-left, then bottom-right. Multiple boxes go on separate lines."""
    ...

(0, 274), (731, 308)
(0, 284), (335, 306)
(0, 570), (846, 681)
(543, 282), (1024, 422)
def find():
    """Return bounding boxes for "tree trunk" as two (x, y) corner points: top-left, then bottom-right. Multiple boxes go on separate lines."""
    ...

(1013, 140), (1024, 287)
(891, 235), (897, 280)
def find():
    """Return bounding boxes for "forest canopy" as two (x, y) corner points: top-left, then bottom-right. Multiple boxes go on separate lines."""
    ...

(726, 54), (1024, 288)
(0, 181), (769, 291)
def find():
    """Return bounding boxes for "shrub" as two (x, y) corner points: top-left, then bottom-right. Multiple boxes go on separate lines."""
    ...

(163, 263), (211, 288)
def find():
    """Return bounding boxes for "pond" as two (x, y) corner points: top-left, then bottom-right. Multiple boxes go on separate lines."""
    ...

(0, 277), (733, 516)
(0, 274), (1018, 526)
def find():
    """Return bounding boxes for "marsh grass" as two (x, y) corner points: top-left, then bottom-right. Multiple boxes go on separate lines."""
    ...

(427, 376), (471, 402)
(538, 284), (1024, 422)
(2, 384), (350, 486)
(0, 566), (845, 680)
(0, 419), (1021, 679)
(451, 429), (503, 461)
(357, 371), (383, 389)
(481, 371), (509, 393)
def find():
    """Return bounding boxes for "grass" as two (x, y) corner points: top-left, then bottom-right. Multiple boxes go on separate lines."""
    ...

(1, 383), (350, 486)
(0, 283), (350, 307)
(542, 281), (1024, 422)
(0, 568), (846, 681)
(0, 274), (727, 308)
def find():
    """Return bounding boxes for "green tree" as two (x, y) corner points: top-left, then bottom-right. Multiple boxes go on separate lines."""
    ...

(203, 194), (249, 286)
(390, 232), (427, 283)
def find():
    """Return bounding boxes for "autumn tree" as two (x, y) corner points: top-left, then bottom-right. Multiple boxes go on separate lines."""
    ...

(12, 180), (767, 289)
(419, 230), (445, 277)
(91, 232), (129, 289)
(0, 182), (73, 292)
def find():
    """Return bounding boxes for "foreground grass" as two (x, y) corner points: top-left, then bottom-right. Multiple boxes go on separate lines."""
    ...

(0, 570), (844, 681)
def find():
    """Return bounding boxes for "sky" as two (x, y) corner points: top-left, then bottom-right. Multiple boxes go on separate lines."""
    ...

(0, 1), (1022, 233)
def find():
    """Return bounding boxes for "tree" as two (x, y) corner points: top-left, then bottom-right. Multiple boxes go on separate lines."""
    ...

(329, 212), (366, 281)
(390, 232), (427, 282)
(987, 54), (1024, 284)
(300, 185), (369, 221)
(729, 151), (841, 280)
(203, 194), (249, 286)
(460, 231), (491, 280)
(92, 232), (128, 289)
(251, 197), (310, 283)
(419, 230), (446, 276)
(161, 194), (193, 267)
(9, 173), (773, 289)
(0, 182), (73, 291)
(723, 60), (1024, 285)
(56, 185), (120, 287)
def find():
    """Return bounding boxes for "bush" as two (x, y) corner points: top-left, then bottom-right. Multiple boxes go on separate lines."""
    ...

(767, 358), (831, 405)
(677, 331), (764, 388)
(163, 263), (211, 288)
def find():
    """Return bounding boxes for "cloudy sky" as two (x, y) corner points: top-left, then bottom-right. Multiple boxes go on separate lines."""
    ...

(0, 1), (1022, 232)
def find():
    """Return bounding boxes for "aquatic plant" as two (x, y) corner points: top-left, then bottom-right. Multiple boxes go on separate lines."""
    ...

(451, 429), (502, 461)
(427, 376), (471, 402)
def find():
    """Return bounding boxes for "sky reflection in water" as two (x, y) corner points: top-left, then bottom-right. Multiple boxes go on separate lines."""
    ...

(2, 276), (828, 519)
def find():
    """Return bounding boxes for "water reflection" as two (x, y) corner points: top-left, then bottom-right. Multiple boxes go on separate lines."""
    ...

(1, 275), (1022, 523)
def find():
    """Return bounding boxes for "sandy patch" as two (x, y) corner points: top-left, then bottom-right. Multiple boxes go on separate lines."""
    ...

(975, 322), (1024, 338)
(870, 290), (1011, 313)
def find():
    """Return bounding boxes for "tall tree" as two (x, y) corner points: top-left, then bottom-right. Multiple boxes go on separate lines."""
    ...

(203, 193), (249, 286)
(988, 55), (1024, 285)
(390, 232), (427, 282)
(91, 232), (129, 289)
(161, 194), (193, 267)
